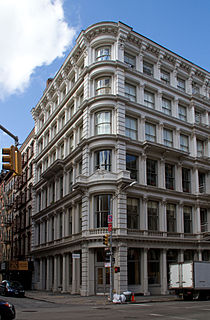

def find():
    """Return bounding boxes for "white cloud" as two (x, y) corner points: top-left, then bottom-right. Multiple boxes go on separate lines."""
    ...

(0, 0), (76, 99)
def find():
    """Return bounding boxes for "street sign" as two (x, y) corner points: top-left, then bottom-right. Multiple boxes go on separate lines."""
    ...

(105, 262), (111, 268)
(108, 215), (112, 223)
(72, 254), (80, 259)
(108, 223), (112, 232)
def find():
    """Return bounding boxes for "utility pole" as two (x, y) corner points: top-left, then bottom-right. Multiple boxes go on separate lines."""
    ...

(109, 180), (136, 301)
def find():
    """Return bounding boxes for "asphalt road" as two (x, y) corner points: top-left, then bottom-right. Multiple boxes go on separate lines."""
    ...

(2, 296), (210, 320)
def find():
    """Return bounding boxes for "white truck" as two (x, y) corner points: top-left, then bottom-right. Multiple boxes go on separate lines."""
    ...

(169, 261), (210, 300)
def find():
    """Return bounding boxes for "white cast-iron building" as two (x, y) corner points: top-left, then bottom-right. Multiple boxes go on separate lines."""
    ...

(31, 21), (210, 296)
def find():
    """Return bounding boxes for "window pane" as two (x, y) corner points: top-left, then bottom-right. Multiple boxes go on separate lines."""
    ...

(96, 47), (110, 61)
(148, 201), (158, 231)
(124, 53), (136, 68)
(125, 83), (136, 102)
(147, 159), (157, 186)
(162, 98), (171, 115)
(125, 116), (137, 139)
(145, 123), (156, 142)
(95, 150), (111, 171)
(96, 78), (111, 95)
(165, 164), (175, 190)
(144, 91), (155, 109)
(127, 198), (139, 229)
(95, 111), (111, 134)
(143, 61), (153, 76)
(180, 134), (189, 152)
(126, 154), (138, 180)
(163, 129), (173, 147)
(178, 105), (187, 121)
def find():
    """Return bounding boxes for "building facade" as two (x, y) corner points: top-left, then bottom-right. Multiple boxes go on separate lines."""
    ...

(31, 21), (210, 296)
(0, 129), (34, 288)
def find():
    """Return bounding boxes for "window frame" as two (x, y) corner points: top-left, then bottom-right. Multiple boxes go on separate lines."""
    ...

(163, 128), (173, 147)
(125, 116), (137, 140)
(95, 77), (111, 95)
(144, 90), (155, 109)
(147, 159), (158, 186)
(95, 150), (112, 171)
(95, 111), (111, 135)
(143, 61), (153, 76)
(125, 83), (136, 102)
(126, 154), (138, 181)
(145, 122), (156, 142)
(96, 47), (111, 61)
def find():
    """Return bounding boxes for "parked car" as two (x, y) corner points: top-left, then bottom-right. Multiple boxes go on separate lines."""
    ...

(0, 280), (25, 297)
(0, 299), (15, 320)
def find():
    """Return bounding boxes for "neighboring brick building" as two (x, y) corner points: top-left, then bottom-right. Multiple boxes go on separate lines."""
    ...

(31, 21), (210, 296)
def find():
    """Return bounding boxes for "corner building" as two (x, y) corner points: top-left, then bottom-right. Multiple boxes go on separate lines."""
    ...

(31, 21), (210, 296)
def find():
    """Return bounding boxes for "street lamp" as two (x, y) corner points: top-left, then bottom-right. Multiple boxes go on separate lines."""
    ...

(109, 180), (137, 301)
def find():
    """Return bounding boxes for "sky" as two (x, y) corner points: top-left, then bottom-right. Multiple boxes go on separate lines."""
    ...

(0, 0), (210, 158)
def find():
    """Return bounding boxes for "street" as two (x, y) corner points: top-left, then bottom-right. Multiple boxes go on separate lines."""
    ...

(3, 296), (210, 320)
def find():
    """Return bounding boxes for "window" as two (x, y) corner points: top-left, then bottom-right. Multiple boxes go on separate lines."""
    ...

(195, 110), (203, 124)
(166, 204), (176, 232)
(60, 143), (64, 159)
(192, 82), (200, 95)
(144, 91), (155, 109)
(95, 77), (111, 95)
(79, 125), (84, 142)
(165, 164), (175, 190)
(180, 134), (189, 152)
(200, 208), (207, 232)
(95, 111), (111, 135)
(127, 198), (139, 229)
(182, 168), (191, 193)
(125, 116), (137, 139)
(52, 123), (57, 139)
(68, 208), (72, 235)
(148, 249), (160, 284)
(148, 201), (159, 231)
(143, 61), (153, 76)
(197, 139), (204, 157)
(128, 249), (140, 285)
(126, 154), (138, 180)
(177, 77), (185, 92)
(96, 47), (110, 61)
(69, 135), (74, 152)
(60, 114), (65, 128)
(125, 83), (136, 102)
(145, 122), (156, 142)
(162, 98), (171, 115)
(161, 69), (170, 84)
(124, 52), (136, 68)
(147, 159), (157, 186)
(184, 206), (192, 234)
(95, 195), (111, 228)
(59, 212), (63, 238)
(163, 128), (173, 147)
(69, 169), (73, 192)
(95, 150), (111, 171)
(199, 171), (205, 193)
(60, 176), (63, 198)
(178, 105), (187, 121)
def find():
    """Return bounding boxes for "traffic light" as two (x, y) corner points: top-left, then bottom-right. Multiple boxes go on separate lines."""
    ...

(14, 147), (22, 176)
(103, 234), (109, 246)
(114, 266), (120, 273)
(2, 146), (22, 176)
(2, 145), (15, 171)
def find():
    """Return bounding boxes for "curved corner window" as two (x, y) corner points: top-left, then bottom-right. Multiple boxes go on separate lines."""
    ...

(95, 111), (111, 135)
(96, 78), (111, 95)
(95, 150), (111, 171)
(96, 47), (110, 61)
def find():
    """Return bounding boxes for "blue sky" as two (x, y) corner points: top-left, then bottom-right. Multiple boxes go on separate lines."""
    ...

(0, 0), (209, 154)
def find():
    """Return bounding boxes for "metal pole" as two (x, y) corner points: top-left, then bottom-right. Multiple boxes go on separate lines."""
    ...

(109, 181), (136, 302)
(0, 124), (19, 146)
(109, 196), (113, 301)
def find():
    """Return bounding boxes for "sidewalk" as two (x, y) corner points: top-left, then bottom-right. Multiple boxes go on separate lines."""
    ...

(26, 290), (177, 305)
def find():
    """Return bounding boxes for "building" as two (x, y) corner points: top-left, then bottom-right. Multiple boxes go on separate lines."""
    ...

(12, 128), (34, 288)
(31, 21), (210, 296)
(0, 129), (34, 288)
(0, 170), (14, 281)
